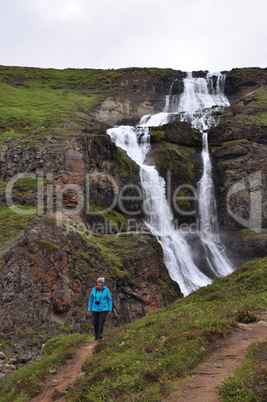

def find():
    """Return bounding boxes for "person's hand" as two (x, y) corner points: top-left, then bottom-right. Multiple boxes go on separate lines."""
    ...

(108, 312), (112, 316)
(86, 311), (91, 317)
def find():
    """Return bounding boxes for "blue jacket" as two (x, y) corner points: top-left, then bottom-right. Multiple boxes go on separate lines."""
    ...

(88, 286), (112, 312)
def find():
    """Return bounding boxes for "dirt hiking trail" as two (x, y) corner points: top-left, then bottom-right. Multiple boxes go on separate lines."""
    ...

(167, 319), (267, 402)
(31, 341), (97, 402)
(31, 319), (266, 402)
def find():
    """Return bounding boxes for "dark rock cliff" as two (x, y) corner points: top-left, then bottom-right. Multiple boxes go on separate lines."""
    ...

(0, 218), (181, 339)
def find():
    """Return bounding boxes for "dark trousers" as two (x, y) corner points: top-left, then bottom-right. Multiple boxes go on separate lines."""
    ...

(92, 311), (108, 340)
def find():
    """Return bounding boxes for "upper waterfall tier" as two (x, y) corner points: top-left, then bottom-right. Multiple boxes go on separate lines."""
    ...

(139, 72), (230, 131)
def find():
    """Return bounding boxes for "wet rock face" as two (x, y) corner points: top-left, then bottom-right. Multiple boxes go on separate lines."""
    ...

(161, 120), (202, 147)
(221, 230), (267, 268)
(0, 218), (181, 339)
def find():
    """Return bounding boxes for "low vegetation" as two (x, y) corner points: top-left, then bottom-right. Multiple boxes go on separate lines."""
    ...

(0, 205), (37, 249)
(218, 340), (267, 401)
(0, 66), (127, 148)
(0, 333), (90, 401)
(1, 257), (265, 401)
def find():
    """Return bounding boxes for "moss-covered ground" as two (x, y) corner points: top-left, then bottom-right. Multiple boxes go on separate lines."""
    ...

(0, 206), (37, 248)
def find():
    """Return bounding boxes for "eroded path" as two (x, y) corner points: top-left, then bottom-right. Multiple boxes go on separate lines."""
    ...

(31, 319), (267, 402)
(167, 319), (267, 402)
(31, 341), (97, 402)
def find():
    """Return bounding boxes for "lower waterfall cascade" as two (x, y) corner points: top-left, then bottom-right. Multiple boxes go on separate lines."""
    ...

(107, 72), (234, 296)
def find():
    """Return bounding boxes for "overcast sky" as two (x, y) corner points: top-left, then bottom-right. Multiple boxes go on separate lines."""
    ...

(1, 0), (266, 72)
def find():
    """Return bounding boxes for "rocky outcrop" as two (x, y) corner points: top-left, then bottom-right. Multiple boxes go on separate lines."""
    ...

(0, 133), (84, 180)
(146, 142), (202, 224)
(77, 133), (142, 217)
(211, 140), (267, 230)
(0, 346), (40, 380)
(93, 68), (185, 125)
(92, 94), (157, 126)
(143, 121), (203, 224)
(208, 86), (267, 230)
(0, 218), (181, 340)
(224, 67), (267, 103)
(0, 129), (144, 228)
(158, 120), (202, 147)
(208, 88), (267, 146)
(221, 229), (267, 268)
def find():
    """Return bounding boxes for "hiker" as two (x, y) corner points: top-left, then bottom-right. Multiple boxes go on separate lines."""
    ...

(86, 277), (112, 342)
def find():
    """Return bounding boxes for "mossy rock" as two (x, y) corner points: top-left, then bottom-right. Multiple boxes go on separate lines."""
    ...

(117, 148), (140, 182)
(162, 119), (203, 146)
(150, 128), (165, 142)
(86, 201), (127, 234)
(148, 141), (197, 222)
(154, 142), (195, 182)
(35, 240), (60, 254)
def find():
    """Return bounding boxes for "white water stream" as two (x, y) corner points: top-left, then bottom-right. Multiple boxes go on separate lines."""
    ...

(107, 72), (234, 296)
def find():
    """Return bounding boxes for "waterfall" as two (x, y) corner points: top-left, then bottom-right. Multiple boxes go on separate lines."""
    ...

(176, 72), (233, 277)
(107, 71), (234, 296)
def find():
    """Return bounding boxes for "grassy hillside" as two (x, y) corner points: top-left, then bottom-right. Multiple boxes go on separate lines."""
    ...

(0, 66), (126, 247)
(0, 66), (126, 146)
(0, 256), (266, 401)
(0, 65), (170, 145)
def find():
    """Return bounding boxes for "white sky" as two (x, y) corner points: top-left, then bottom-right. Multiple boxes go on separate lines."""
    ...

(0, 0), (266, 72)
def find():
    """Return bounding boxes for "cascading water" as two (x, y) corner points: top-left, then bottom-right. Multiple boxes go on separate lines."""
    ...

(178, 72), (234, 278)
(107, 71), (234, 296)
(108, 124), (211, 296)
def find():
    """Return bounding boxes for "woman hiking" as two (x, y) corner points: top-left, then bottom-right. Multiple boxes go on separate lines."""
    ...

(86, 277), (112, 342)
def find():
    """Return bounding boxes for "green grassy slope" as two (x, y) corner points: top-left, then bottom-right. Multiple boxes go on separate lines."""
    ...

(0, 66), (126, 146)
(1, 257), (266, 401)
